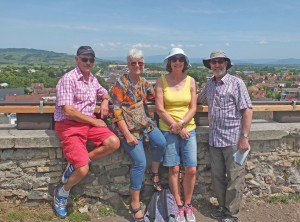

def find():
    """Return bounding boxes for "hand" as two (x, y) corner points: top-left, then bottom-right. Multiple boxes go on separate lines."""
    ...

(170, 122), (183, 134)
(239, 137), (250, 153)
(125, 133), (138, 146)
(179, 128), (190, 139)
(92, 119), (107, 127)
(99, 100), (109, 119)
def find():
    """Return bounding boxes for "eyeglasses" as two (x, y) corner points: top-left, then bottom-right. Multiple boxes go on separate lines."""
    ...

(170, 57), (185, 63)
(130, 61), (144, 67)
(210, 59), (225, 65)
(80, 57), (95, 63)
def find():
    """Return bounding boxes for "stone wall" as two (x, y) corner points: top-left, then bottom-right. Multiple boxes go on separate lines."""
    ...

(0, 121), (300, 209)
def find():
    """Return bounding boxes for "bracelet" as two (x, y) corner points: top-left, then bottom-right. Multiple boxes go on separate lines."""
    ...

(179, 119), (186, 126)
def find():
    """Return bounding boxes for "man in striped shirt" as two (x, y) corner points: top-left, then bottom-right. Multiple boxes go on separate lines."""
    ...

(198, 50), (252, 222)
(53, 46), (120, 218)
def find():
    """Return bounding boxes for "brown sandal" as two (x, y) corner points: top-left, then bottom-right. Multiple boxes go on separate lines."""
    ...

(129, 206), (144, 222)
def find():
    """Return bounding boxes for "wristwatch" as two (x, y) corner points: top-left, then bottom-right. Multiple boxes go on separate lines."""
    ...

(241, 133), (249, 139)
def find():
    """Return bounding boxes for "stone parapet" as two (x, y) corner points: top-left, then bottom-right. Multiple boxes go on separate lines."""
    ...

(0, 121), (300, 208)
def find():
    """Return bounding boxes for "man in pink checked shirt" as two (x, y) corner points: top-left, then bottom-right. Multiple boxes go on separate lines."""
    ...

(53, 46), (120, 218)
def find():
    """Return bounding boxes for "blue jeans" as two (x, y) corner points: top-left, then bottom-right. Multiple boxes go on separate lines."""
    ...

(121, 127), (167, 190)
(161, 130), (197, 167)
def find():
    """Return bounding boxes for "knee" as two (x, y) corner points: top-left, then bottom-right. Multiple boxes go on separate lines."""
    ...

(169, 165), (180, 175)
(107, 135), (120, 151)
(77, 165), (89, 178)
(185, 166), (197, 177)
(134, 157), (146, 170)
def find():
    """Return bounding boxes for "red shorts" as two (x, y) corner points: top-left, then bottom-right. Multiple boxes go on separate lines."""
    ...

(55, 120), (115, 169)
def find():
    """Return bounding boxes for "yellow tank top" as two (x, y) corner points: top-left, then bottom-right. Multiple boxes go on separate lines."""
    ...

(159, 75), (196, 131)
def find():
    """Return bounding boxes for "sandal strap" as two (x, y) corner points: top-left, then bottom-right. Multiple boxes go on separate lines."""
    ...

(130, 206), (144, 222)
(151, 172), (159, 177)
(131, 206), (142, 215)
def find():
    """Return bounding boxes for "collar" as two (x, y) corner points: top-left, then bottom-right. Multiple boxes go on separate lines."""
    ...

(75, 66), (93, 82)
(213, 73), (230, 84)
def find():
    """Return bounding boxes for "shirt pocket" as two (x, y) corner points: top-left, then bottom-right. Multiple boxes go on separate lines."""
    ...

(215, 94), (226, 108)
(75, 85), (96, 102)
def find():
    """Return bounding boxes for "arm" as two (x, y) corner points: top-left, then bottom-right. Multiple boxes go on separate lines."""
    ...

(99, 94), (110, 119)
(63, 105), (106, 126)
(95, 79), (110, 119)
(116, 119), (138, 146)
(239, 108), (253, 152)
(197, 82), (208, 105)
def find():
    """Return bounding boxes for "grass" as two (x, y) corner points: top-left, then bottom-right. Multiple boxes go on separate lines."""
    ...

(292, 159), (300, 166)
(0, 206), (54, 222)
(68, 211), (91, 222)
(98, 204), (116, 217)
(265, 193), (300, 204)
(0, 201), (117, 222)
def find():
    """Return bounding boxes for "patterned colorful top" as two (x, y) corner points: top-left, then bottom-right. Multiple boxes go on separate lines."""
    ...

(111, 74), (156, 138)
(198, 74), (252, 147)
(54, 66), (108, 121)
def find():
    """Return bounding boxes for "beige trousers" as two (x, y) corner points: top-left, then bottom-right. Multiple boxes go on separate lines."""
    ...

(209, 145), (245, 218)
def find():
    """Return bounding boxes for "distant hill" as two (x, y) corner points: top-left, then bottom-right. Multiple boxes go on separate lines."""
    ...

(1, 48), (300, 66)
(0, 48), (76, 65)
(103, 55), (300, 65)
(232, 58), (300, 65)
(0, 48), (106, 66)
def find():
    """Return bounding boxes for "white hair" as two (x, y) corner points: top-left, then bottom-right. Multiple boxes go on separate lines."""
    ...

(127, 49), (144, 62)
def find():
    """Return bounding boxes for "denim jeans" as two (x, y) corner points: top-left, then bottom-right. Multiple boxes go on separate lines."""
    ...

(161, 130), (197, 167)
(121, 127), (167, 190)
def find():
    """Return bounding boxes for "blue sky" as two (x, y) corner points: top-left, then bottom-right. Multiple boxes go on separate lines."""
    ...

(1, 0), (300, 60)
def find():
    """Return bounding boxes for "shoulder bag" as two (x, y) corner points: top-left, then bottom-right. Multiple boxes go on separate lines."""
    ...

(122, 100), (148, 131)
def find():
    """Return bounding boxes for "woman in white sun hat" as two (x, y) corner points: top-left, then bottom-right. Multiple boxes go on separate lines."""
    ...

(155, 48), (198, 222)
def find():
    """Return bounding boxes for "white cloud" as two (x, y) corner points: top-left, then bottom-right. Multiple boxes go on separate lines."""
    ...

(170, 43), (183, 48)
(259, 40), (268, 44)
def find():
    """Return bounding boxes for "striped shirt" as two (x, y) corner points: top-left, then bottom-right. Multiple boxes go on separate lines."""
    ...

(54, 67), (108, 121)
(198, 74), (252, 147)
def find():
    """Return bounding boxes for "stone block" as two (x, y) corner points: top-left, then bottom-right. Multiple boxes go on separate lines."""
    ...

(37, 165), (62, 173)
(19, 159), (50, 168)
(105, 166), (129, 177)
(17, 113), (54, 130)
(112, 175), (127, 183)
(0, 160), (17, 170)
(28, 190), (50, 200)
(273, 111), (300, 123)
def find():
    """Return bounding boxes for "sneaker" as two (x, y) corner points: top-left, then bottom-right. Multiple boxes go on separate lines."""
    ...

(184, 204), (196, 222)
(53, 186), (68, 218)
(211, 207), (226, 219)
(221, 216), (239, 222)
(62, 163), (74, 184)
(176, 205), (186, 222)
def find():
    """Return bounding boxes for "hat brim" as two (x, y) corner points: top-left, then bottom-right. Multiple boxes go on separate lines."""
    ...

(203, 58), (233, 70)
(163, 53), (192, 68)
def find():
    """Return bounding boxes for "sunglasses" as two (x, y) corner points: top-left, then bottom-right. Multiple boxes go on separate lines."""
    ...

(130, 61), (144, 67)
(170, 57), (185, 63)
(210, 59), (225, 65)
(80, 57), (95, 63)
